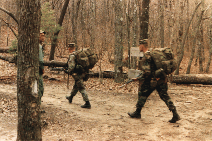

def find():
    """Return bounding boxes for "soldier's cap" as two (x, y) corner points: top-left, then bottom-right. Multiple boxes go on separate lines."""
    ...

(139, 39), (148, 44)
(68, 43), (75, 48)
(40, 30), (46, 34)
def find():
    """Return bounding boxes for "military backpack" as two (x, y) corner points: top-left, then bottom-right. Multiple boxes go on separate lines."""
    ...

(73, 48), (98, 71)
(150, 47), (177, 75)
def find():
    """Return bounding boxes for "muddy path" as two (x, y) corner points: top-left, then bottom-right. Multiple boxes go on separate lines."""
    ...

(1, 79), (212, 141)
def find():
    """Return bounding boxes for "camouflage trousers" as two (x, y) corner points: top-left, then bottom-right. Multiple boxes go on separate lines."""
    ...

(136, 79), (176, 111)
(38, 74), (44, 103)
(70, 74), (89, 102)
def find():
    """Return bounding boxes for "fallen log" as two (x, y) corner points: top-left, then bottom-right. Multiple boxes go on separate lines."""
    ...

(0, 55), (15, 63)
(0, 56), (67, 67)
(89, 71), (128, 79)
(172, 74), (212, 85)
(44, 60), (67, 67)
(0, 47), (10, 53)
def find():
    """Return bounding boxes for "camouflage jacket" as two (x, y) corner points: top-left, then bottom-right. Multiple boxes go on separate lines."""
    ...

(67, 53), (76, 73)
(39, 44), (44, 74)
(137, 51), (166, 81)
(67, 52), (86, 74)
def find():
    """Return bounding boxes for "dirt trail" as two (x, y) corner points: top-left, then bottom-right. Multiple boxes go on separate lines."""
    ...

(1, 80), (212, 141)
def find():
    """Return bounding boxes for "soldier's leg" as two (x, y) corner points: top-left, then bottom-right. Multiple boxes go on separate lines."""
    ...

(79, 89), (91, 109)
(39, 74), (46, 113)
(79, 89), (89, 102)
(157, 83), (180, 123)
(128, 83), (153, 118)
(39, 74), (44, 103)
(77, 78), (91, 109)
(66, 80), (78, 103)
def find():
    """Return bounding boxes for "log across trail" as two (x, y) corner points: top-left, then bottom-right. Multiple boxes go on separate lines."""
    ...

(171, 74), (212, 85)
(0, 55), (212, 85)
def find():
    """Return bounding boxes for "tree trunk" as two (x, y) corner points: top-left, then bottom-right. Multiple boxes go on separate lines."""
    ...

(89, 0), (96, 49)
(198, 0), (205, 73)
(205, 10), (212, 73)
(16, 0), (41, 140)
(158, 0), (164, 48)
(114, 0), (124, 83)
(133, 0), (138, 48)
(175, 1), (184, 71)
(138, 0), (150, 71)
(186, 10), (204, 74)
(186, 0), (190, 52)
(80, 0), (86, 48)
(172, 74), (212, 85)
(126, 1), (131, 69)
(131, 0), (138, 69)
(0, 19), (1, 41)
(174, 1), (202, 75)
(139, 0), (150, 40)
(71, 0), (81, 51)
(49, 0), (70, 61)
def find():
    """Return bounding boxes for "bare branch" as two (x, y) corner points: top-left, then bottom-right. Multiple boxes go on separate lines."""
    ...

(0, 7), (18, 24)
(1, 18), (18, 39)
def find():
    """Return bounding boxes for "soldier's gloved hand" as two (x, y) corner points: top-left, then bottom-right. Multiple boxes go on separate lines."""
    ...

(155, 68), (164, 78)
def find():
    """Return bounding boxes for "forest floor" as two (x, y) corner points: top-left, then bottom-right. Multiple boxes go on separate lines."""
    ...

(1, 28), (212, 141)
(1, 53), (212, 141)
(1, 70), (212, 141)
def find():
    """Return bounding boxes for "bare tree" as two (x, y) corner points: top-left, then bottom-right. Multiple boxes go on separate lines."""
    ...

(205, 5), (212, 73)
(139, 0), (150, 41)
(49, 0), (70, 61)
(0, 19), (1, 41)
(126, 0), (132, 69)
(71, 0), (81, 50)
(174, 1), (202, 75)
(130, 0), (138, 69)
(16, 0), (41, 140)
(89, 0), (96, 49)
(114, 0), (124, 83)
(197, 0), (205, 73)
(186, 8), (204, 74)
(158, 0), (164, 48)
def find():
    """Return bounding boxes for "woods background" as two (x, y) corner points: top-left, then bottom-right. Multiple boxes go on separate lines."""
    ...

(0, 0), (212, 76)
(0, 1), (212, 140)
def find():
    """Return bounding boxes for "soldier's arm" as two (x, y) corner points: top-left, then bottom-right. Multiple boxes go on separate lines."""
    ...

(67, 54), (76, 73)
(137, 52), (151, 79)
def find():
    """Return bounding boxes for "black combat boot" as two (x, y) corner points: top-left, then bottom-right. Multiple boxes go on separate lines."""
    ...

(128, 108), (141, 118)
(81, 101), (91, 109)
(66, 96), (73, 103)
(169, 109), (180, 123)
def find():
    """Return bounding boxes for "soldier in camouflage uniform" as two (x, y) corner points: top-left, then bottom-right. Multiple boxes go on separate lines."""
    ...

(39, 30), (45, 104)
(128, 39), (180, 123)
(65, 43), (91, 109)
